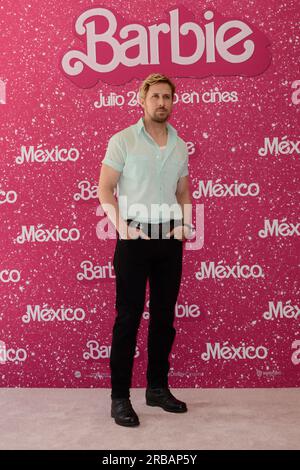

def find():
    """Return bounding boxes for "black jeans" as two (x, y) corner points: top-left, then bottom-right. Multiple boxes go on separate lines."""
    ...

(110, 219), (183, 399)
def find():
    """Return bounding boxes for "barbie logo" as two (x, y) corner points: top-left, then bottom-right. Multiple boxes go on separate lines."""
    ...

(61, 6), (271, 87)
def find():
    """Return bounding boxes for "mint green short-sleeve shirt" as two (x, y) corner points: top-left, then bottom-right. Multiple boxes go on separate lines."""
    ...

(102, 116), (189, 224)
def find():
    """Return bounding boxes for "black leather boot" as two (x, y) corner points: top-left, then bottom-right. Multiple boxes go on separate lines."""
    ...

(111, 398), (140, 427)
(146, 387), (188, 413)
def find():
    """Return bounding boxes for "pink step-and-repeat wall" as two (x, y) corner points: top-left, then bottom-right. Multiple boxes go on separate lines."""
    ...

(0, 0), (299, 387)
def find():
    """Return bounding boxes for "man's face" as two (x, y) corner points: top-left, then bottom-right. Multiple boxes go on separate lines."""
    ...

(140, 82), (173, 123)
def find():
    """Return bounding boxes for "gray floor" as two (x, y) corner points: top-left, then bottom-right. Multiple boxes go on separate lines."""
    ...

(0, 388), (299, 450)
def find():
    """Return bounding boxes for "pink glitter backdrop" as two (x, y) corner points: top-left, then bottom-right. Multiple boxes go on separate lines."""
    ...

(0, 0), (299, 388)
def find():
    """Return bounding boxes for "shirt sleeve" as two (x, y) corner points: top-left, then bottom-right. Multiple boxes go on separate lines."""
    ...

(178, 143), (189, 178)
(102, 135), (125, 172)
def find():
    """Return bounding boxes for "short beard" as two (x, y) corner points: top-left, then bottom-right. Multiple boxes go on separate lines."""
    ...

(151, 111), (169, 123)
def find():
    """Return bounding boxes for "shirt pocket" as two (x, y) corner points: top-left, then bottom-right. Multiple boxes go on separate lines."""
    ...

(123, 154), (154, 180)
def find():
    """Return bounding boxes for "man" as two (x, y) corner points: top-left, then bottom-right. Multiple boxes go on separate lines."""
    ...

(98, 73), (194, 427)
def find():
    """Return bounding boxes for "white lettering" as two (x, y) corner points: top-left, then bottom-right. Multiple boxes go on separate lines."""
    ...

(22, 305), (86, 323)
(62, 8), (256, 75)
(16, 145), (80, 164)
(258, 136), (300, 157)
(16, 226), (80, 244)
(258, 219), (300, 238)
(201, 342), (268, 361)
(193, 179), (259, 198)
(196, 261), (264, 280)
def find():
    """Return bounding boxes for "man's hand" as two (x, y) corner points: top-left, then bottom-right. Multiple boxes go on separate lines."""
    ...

(119, 225), (151, 240)
(165, 225), (193, 241)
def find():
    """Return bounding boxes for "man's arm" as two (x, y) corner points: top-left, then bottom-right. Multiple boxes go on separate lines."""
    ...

(175, 175), (192, 227)
(98, 163), (128, 238)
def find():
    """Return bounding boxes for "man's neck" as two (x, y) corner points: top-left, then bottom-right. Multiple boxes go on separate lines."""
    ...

(143, 116), (168, 138)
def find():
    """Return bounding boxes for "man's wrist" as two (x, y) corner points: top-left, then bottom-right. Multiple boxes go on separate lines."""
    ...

(183, 223), (195, 231)
(182, 223), (195, 240)
(118, 219), (129, 239)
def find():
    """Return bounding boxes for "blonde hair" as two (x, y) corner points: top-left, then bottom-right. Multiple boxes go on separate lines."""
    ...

(139, 73), (176, 101)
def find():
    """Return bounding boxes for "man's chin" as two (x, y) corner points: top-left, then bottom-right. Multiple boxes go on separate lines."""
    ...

(152, 114), (169, 123)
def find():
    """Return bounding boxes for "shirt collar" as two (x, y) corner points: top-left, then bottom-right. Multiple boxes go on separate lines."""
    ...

(136, 116), (177, 136)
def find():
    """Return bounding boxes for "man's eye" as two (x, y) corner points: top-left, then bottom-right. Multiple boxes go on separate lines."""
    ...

(152, 95), (171, 99)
